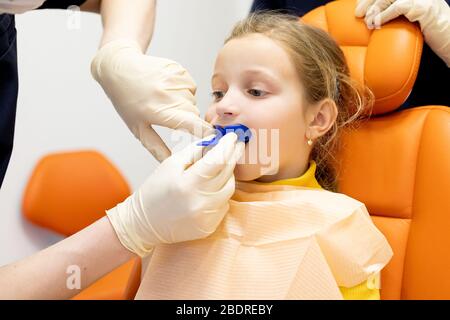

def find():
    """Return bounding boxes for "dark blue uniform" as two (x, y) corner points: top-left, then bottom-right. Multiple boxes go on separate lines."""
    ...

(0, 0), (86, 187)
(251, 0), (450, 110)
(0, 14), (18, 188)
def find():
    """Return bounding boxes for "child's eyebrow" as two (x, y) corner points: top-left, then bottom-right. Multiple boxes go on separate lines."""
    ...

(242, 69), (279, 83)
(212, 69), (280, 83)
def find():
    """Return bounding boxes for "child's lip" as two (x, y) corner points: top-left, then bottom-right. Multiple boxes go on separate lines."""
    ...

(209, 116), (245, 128)
(214, 121), (247, 128)
(214, 123), (234, 128)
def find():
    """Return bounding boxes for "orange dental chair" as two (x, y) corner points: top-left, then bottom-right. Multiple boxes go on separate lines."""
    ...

(303, 0), (450, 299)
(22, 150), (141, 300)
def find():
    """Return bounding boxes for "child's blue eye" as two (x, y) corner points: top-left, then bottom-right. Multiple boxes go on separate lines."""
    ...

(248, 89), (266, 97)
(211, 91), (224, 100)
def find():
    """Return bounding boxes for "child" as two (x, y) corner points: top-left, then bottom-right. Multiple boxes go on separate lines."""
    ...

(135, 13), (393, 300)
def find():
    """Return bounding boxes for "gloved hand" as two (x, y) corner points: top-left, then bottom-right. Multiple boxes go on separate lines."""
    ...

(91, 39), (215, 162)
(355, 0), (450, 66)
(0, 0), (45, 14)
(107, 132), (245, 257)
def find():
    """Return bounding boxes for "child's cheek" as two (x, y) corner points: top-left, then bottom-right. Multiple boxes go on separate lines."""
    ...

(204, 107), (215, 123)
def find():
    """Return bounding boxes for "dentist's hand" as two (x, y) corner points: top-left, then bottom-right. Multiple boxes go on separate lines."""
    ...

(107, 133), (245, 257)
(355, 0), (450, 66)
(91, 39), (215, 162)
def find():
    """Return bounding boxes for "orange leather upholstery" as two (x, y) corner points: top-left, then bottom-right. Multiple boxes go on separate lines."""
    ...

(304, 0), (450, 299)
(72, 258), (142, 300)
(22, 150), (141, 300)
(302, 0), (423, 115)
(339, 106), (450, 299)
(23, 150), (130, 236)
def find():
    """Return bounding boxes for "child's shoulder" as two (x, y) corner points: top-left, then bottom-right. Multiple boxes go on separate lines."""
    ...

(289, 187), (369, 218)
(294, 186), (364, 205)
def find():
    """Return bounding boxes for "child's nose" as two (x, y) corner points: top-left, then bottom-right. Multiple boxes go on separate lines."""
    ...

(215, 95), (241, 120)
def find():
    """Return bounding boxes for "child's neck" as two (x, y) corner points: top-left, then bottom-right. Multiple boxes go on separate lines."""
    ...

(255, 160), (310, 183)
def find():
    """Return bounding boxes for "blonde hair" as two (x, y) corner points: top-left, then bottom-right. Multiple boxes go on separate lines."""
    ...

(226, 13), (373, 191)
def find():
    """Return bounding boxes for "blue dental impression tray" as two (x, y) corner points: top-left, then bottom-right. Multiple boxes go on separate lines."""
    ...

(197, 124), (252, 146)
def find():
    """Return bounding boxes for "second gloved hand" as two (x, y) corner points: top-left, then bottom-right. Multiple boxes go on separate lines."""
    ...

(91, 39), (214, 162)
(107, 132), (245, 257)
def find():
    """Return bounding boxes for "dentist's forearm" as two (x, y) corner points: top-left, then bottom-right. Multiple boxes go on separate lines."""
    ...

(0, 217), (135, 299)
(99, 0), (157, 51)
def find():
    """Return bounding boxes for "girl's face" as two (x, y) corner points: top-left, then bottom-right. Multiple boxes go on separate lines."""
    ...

(205, 33), (313, 182)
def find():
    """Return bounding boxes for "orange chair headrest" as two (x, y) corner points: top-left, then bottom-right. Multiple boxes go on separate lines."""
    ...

(302, 0), (423, 115)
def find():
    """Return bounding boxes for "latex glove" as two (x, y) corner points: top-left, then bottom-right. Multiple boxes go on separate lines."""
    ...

(91, 39), (215, 162)
(355, 0), (450, 66)
(107, 132), (245, 257)
(0, 0), (45, 14)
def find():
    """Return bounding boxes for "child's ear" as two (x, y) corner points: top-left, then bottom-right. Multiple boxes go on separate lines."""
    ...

(308, 98), (338, 140)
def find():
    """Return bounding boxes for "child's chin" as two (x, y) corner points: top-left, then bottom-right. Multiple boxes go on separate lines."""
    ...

(233, 163), (264, 182)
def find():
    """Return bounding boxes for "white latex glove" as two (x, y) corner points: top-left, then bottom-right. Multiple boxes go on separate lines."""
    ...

(107, 132), (245, 257)
(355, 0), (450, 66)
(0, 0), (45, 14)
(91, 39), (215, 162)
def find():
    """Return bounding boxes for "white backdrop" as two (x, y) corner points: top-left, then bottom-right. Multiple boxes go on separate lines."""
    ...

(0, 0), (252, 265)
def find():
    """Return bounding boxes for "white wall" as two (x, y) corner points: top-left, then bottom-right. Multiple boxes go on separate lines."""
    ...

(0, 0), (252, 266)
